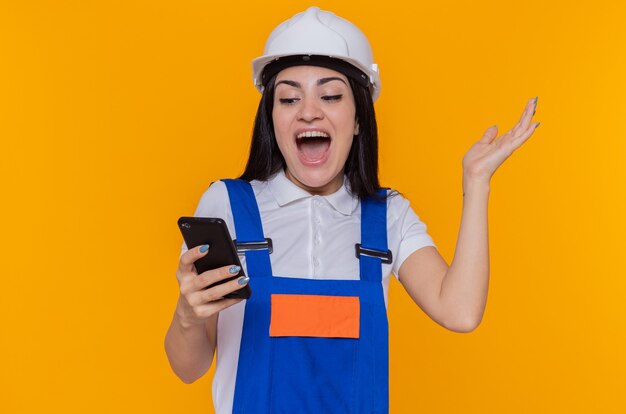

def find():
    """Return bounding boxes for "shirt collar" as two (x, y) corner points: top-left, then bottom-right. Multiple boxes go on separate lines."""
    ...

(267, 169), (359, 216)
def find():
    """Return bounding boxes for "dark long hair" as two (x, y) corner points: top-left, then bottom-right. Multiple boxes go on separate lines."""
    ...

(239, 73), (383, 200)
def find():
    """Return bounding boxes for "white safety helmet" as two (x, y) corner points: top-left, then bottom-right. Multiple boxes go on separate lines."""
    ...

(252, 6), (381, 102)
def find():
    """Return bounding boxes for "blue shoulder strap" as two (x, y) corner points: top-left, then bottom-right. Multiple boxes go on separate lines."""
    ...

(221, 179), (273, 278)
(359, 189), (389, 283)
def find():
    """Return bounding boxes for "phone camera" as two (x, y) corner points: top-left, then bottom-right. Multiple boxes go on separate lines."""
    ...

(181, 223), (191, 229)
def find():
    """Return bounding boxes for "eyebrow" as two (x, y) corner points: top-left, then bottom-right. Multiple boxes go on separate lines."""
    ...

(275, 77), (347, 89)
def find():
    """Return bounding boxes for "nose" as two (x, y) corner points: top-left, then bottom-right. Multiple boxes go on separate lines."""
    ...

(297, 96), (323, 122)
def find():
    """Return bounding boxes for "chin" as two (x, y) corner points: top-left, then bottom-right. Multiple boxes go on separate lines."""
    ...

(288, 165), (344, 194)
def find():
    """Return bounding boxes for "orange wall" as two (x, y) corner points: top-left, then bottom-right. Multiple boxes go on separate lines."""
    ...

(1, 1), (624, 412)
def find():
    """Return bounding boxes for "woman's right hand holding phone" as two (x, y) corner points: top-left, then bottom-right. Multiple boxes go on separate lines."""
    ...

(175, 245), (249, 329)
(166, 244), (248, 383)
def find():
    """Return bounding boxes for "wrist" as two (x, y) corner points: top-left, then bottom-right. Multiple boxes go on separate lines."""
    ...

(462, 174), (491, 196)
(175, 299), (203, 331)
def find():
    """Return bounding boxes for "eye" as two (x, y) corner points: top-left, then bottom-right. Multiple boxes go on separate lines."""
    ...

(322, 94), (343, 102)
(279, 98), (300, 105)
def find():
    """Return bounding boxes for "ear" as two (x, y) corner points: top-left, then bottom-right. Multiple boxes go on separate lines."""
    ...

(354, 120), (360, 136)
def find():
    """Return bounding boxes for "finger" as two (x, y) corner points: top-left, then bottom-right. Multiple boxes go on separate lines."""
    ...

(510, 122), (540, 150)
(192, 274), (250, 306)
(191, 297), (244, 319)
(179, 244), (210, 274)
(478, 125), (499, 144)
(520, 96), (538, 130)
(512, 97), (538, 137)
(194, 264), (243, 291)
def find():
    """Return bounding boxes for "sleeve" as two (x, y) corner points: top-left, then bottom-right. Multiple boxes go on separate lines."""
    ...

(388, 192), (437, 278)
(179, 180), (231, 258)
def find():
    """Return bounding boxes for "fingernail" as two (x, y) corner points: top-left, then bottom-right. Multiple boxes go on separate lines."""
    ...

(199, 244), (209, 253)
(229, 265), (241, 274)
(237, 276), (250, 285)
(535, 122), (541, 128)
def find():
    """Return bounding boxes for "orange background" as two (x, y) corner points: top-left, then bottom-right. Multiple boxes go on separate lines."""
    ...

(1, 1), (625, 412)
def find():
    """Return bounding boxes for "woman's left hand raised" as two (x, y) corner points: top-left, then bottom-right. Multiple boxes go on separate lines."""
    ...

(462, 97), (540, 184)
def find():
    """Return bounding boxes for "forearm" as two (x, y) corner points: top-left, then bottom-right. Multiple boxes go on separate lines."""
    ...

(164, 298), (215, 383)
(439, 176), (490, 332)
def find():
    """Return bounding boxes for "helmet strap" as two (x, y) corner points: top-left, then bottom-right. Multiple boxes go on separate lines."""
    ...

(261, 55), (369, 89)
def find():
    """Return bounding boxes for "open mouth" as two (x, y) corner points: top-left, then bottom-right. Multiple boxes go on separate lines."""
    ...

(295, 130), (331, 164)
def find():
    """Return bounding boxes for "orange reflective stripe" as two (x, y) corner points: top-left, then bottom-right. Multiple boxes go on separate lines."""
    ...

(269, 294), (360, 338)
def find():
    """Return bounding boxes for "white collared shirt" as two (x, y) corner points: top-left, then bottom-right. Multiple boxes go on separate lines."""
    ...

(180, 169), (436, 414)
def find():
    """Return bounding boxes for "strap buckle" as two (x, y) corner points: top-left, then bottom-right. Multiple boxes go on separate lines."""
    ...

(234, 238), (273, 254)
(355, 243), (392, 264)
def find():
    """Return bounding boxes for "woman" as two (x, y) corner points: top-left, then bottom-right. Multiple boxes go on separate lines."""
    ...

(165, 6), (540, 413)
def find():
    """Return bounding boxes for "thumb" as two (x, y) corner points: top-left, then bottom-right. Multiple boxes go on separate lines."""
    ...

(479, 125), (498, 144)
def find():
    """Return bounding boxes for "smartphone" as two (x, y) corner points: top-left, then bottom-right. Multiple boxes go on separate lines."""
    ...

(177, 216), (251, 300)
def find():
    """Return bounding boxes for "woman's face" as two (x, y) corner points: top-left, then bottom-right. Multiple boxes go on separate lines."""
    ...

(272, 65), (359, 195)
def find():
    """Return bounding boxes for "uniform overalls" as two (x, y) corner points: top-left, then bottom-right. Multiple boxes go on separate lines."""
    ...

(222, 179), (390, 414)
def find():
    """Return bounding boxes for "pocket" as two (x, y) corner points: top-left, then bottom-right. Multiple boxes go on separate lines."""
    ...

(269, 294), (360, 338)
(268, 294), (361, 413)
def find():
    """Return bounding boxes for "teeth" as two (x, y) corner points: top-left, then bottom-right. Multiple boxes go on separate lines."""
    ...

(296, 131), (330, 139)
